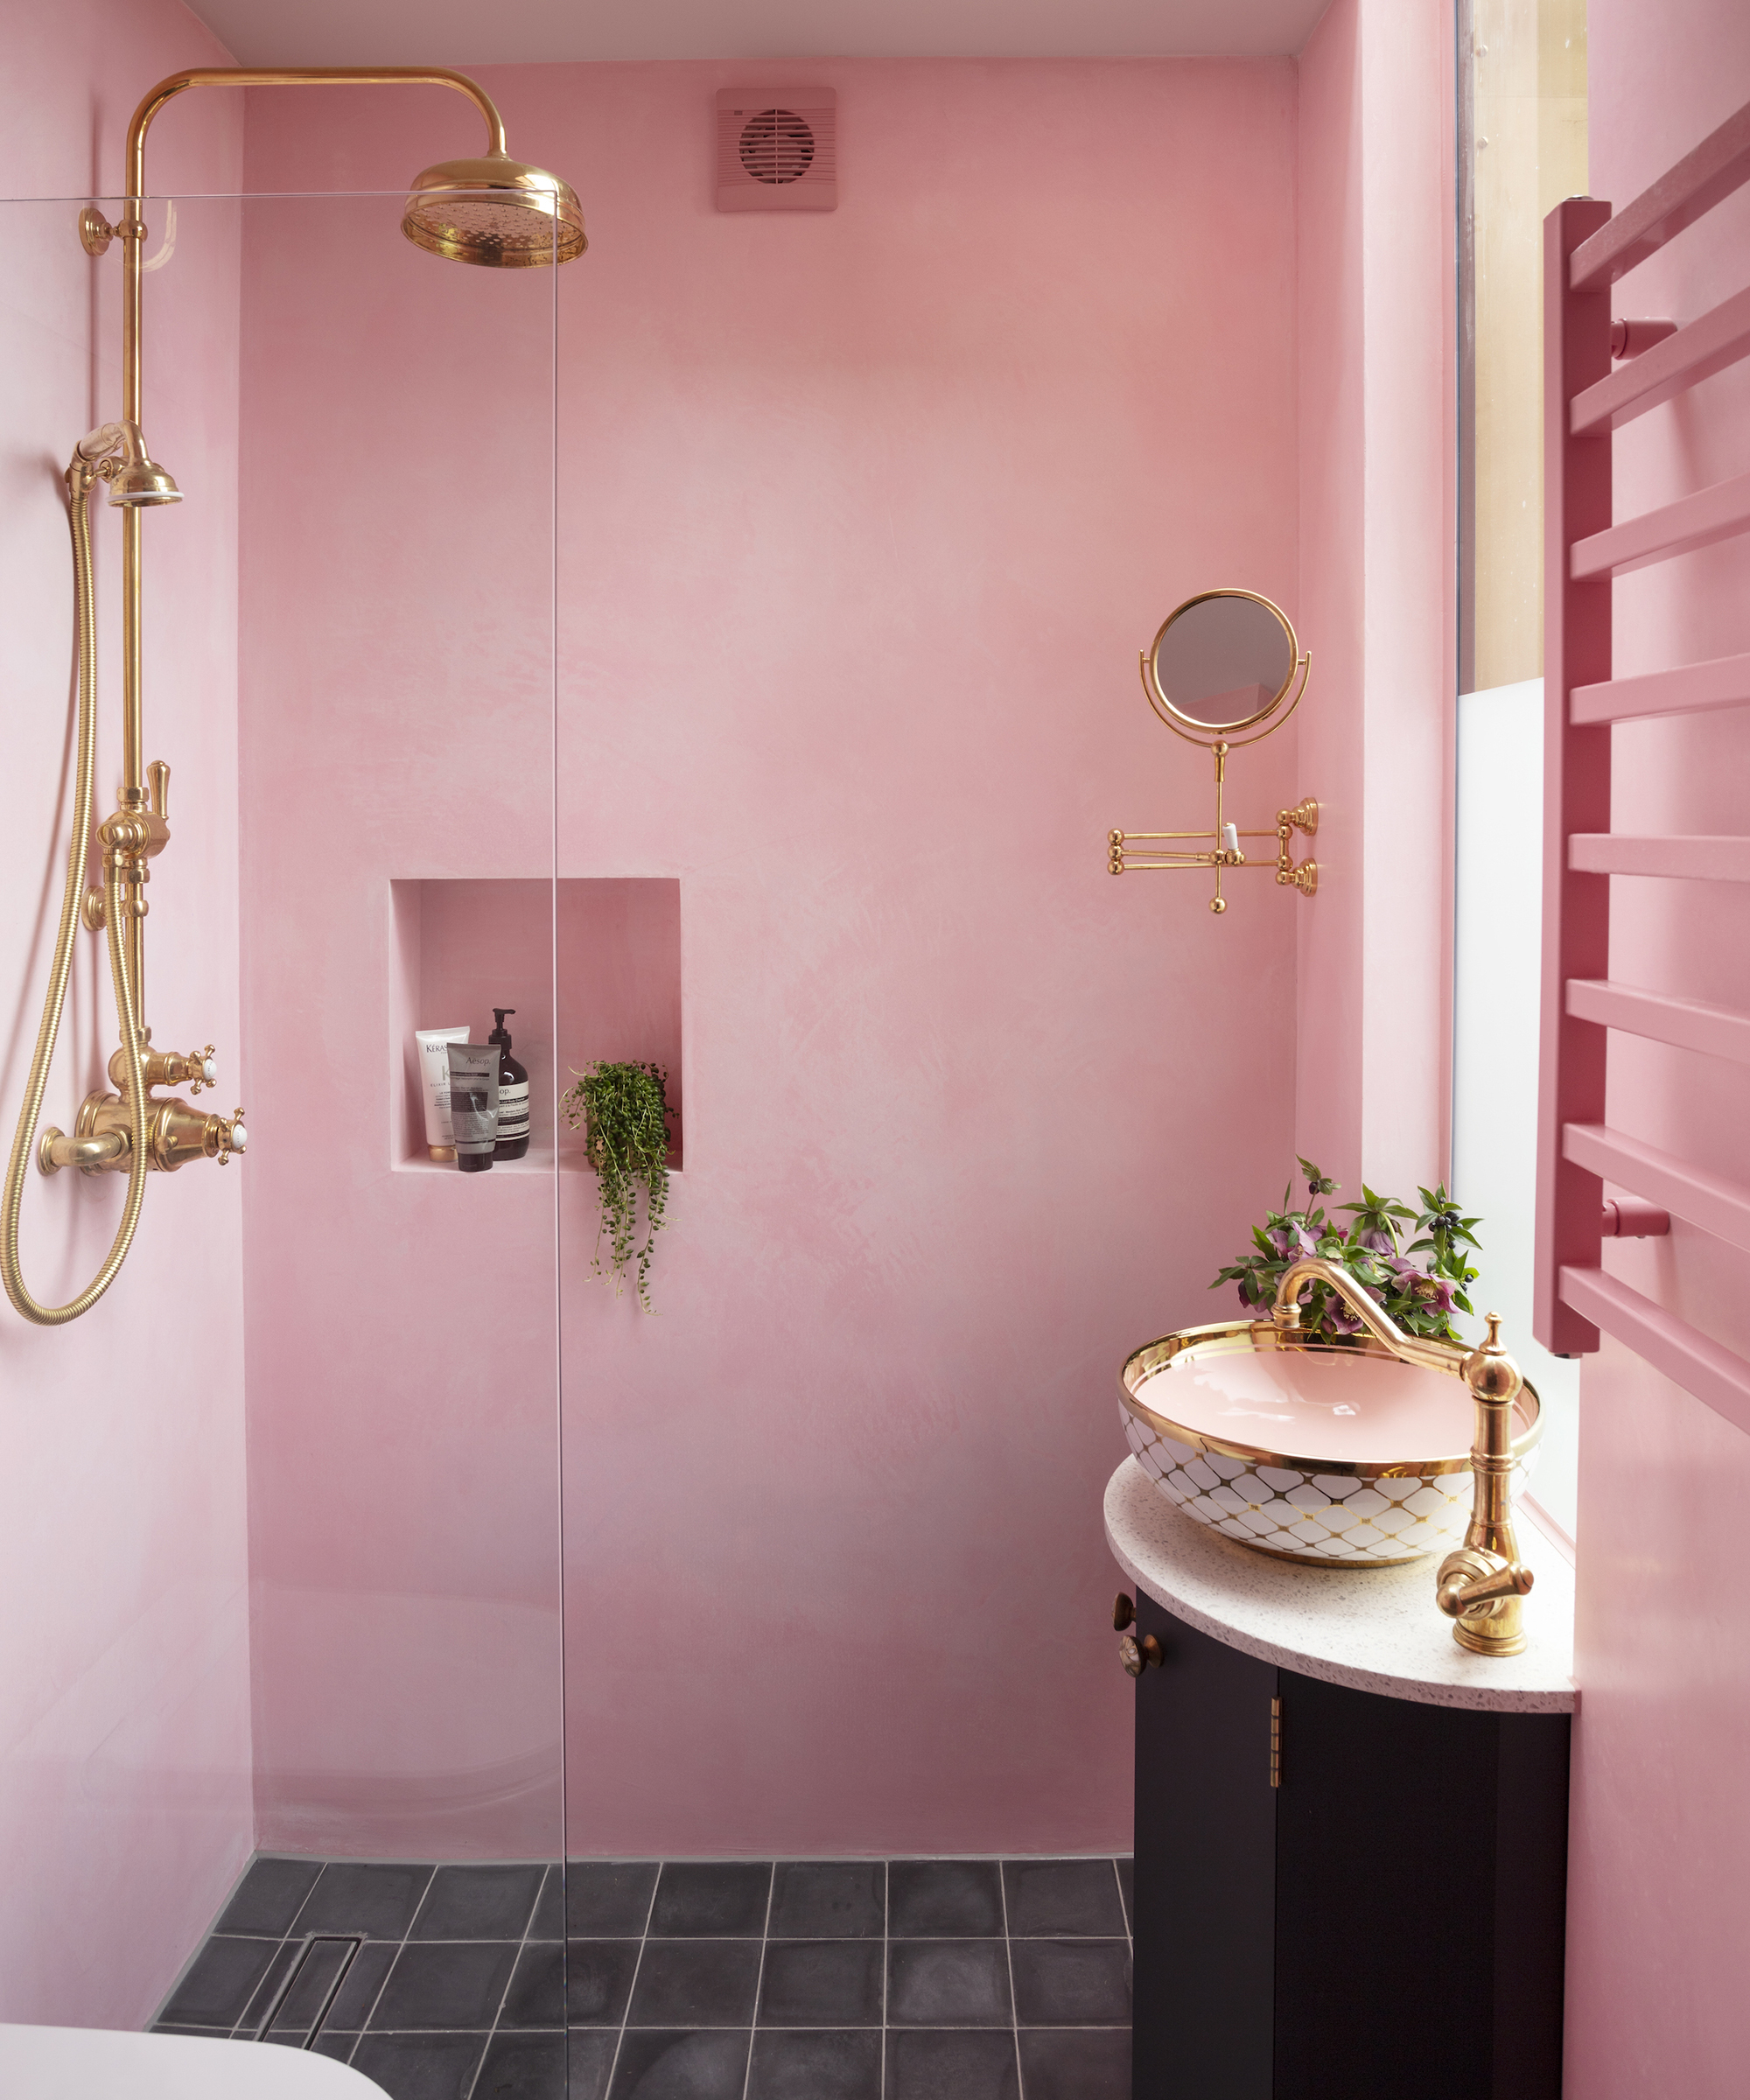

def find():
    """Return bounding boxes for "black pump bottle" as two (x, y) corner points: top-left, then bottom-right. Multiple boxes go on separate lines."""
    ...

(490, 1008), (530, 1161)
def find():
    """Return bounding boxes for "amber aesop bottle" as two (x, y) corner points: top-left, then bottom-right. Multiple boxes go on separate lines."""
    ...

(490, 1007), (530, 1161)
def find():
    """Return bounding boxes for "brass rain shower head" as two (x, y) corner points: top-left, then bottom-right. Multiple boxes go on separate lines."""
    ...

(402, 151), (587, 268)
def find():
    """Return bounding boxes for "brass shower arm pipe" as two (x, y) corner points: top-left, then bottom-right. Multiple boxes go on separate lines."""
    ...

(115, 66), (508, 808)
(122, 66), (506, 212)
(122, 67), (507, 426)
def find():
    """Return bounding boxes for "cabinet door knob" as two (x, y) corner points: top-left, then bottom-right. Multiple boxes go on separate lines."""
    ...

(1119, 1633), (1163, 1678)
(1113, 1592), (1135, 1632)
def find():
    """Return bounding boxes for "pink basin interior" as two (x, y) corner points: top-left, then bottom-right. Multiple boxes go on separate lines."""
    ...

(1139, 1344), (1505, 1466)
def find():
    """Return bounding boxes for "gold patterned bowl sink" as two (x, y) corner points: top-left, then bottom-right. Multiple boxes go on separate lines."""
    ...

(1120, 1317), (1542, 1566)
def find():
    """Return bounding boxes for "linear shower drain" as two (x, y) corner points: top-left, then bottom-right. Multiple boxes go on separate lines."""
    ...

(250, 1935), (362, 2046)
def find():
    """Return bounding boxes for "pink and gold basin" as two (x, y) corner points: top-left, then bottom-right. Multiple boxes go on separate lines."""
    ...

(1120, 1318), (1542, 1566)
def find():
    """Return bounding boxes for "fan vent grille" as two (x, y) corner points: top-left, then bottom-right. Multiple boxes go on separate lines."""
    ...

(739, 108), (816, 185)
(716, 88), (836, 212)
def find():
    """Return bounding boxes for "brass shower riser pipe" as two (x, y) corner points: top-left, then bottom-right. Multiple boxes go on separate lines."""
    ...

(112, 68), (514, 1023)
(116, 67), (508, 814)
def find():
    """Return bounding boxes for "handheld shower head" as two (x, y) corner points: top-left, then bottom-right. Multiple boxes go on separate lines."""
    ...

(402, 150), (586, 268)
(74, 422), (181, 506)
(105, 454), (181, 507)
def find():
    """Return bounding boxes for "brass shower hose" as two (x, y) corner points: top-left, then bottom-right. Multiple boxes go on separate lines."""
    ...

(1, 451), (150, 1325)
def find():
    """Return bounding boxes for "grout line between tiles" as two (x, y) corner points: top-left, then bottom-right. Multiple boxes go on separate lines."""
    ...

(879, 1859), (889, 2100)
(601, 1861), (662, 2099)
(737, 1863), (776, 2100)
(998, 1859), (1024, 2100)
(463, 1864), (548, 2100)
(346, 1866), (433, 2062)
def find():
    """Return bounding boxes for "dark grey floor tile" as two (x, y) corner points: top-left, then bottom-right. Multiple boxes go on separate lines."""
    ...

(758, 1940), (883, 2027)
(884, 2029), (1020, 2100)
(886, 1942), (1012, 2027)
(312, 2032), (360, 2063)
(607, 2030), (750, 2099)
(477, 2028), (567, 2100)
(566, 1940), (641, 2026)
(267, 1936), (360, 2038)
(1115, 1860), (1133, 1934)
(160, 1936), (284, 2027)
(648, 1862), (771, 1937)
(325, 1940), (399, 2028)
(215, 1857), (323, 1936)
(500, 1941), (565, 2027)
(627, 1940), (762, 2027)
(768, 1862), (885, 1940)
(566, 2029), (618, 2100)
(1002, 1861), (1127, 1939)
(887, 1862), (1003, 1938)
(1016, 2027), (1130, 2100)
(1010, 1941), (1131, 2027)
(567, 1863), (659, 1936)
(350, 2030), (488, 2100)
(369, 1941), (518, 2030)
(748, 2028), (882, 2100)
(299, 1862), (434, 1941)
(412, 1864), (545, 1942)
(236, 1940), (304, 2034)
(530, 1866), (564, 1940)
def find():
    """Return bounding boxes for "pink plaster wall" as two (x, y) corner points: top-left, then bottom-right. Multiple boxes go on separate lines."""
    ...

(234, 179), (567, 1858)
(239, 57), (1303, 1856)
(1295, 0), (1367, 1186)
(0, 0), (249, 2029)
(1562, 6), (1750, 2091)
(1294, 0), (1456, 1199)
(552, 56), (1302, 1856)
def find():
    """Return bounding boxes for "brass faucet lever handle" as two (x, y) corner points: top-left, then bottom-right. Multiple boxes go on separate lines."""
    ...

(147, 759), (170, 822)
(1437, 1550), (1535, 1620)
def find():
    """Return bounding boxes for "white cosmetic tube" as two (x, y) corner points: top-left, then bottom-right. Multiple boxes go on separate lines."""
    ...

(416, 1026), (472, 1159)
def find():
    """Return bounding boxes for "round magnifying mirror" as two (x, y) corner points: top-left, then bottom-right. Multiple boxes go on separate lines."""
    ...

(1144, 590), (1300, 740)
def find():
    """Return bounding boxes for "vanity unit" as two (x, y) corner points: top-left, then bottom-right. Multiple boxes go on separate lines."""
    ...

(1106, 1457), (1575, 2100)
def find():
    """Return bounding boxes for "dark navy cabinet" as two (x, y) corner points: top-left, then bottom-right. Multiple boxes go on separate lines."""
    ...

(1130, 1592), (1570, 2100)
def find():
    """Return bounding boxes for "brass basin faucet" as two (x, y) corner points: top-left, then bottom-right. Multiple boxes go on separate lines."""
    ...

(1270, 1257), (1535, 1657)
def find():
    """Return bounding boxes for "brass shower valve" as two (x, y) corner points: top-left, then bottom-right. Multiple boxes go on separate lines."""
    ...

(39, 1090), (245, 1177)
(108, 1038), (218, 1097)
(99, 801), (170, 862)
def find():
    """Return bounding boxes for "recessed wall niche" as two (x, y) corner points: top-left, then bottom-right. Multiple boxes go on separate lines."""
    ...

(388, 878), (682, 1173)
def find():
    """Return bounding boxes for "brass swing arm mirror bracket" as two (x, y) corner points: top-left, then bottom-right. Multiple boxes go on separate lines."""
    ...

(1105, 588), (1319, 916)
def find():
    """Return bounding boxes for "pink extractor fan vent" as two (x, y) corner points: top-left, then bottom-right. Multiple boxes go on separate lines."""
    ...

(715, 88), (837, 212)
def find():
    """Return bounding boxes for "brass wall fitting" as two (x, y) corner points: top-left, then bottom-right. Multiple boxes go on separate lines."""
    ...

(1270, 1261), (1535, 1656)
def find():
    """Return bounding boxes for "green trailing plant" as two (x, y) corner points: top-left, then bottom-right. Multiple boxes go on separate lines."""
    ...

(560, 1060), (673, 1312)
(1211, 1157), (1481, 1346)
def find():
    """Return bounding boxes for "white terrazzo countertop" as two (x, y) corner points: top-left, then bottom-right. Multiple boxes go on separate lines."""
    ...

(1104, 1457), (1576, 1713)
